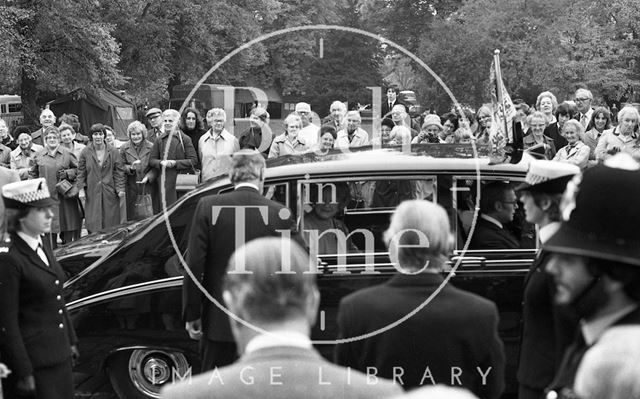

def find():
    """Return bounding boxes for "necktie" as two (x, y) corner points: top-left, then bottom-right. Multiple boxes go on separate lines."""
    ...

(580, 114), (587, 128)
(37, 243), (49, 266)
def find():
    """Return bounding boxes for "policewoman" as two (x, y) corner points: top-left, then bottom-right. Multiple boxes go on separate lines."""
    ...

(0, 178), (78, 398)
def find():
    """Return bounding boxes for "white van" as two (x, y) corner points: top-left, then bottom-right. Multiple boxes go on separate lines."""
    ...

(0, 94), (23, 130)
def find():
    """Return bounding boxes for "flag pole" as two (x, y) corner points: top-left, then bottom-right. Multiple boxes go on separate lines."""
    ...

(493, 49), (510, 142)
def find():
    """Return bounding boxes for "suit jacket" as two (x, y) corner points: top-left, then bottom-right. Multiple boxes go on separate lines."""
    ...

(469, 217), (520, 250)
(183, 186), (296, 341)
(381, 99), (404, 119)
(0, 166), (20, 232)
(335, 273), (505, 398)
(0, 233), (77, 379)
(517, 251), (579, 390)
(161, 346), (402, 399)
(543, 123), (568, 149)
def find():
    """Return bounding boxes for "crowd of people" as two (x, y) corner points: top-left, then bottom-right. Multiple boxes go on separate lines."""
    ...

(1, 85), (639, 399)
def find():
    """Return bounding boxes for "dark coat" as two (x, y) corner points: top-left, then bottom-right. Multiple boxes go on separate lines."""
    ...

(182, 186), (296, 342)
(77, 143), (125, 232)
(335, 273), (505, 398)
(469, 217), (520, 250)
(148, 130), (197, 211)
(31, 128), (45, 147)
(119, 140), (155, 221)
(543, 122), (568, 149)
(30, 147), (82, 233)
(0, 234), (77, 380)
(524, 134), (557, 160)
(517, 251), (579, 391)
(0, 143), (11, 167)
(183, 127), (206, 167)
(381, 99), (404, 119)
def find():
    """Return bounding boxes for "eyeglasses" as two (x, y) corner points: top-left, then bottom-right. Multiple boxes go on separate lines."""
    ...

(501, 200), (519, 206)
(575, 97), (591, 102)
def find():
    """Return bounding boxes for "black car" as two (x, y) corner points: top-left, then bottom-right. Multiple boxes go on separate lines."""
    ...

(59, 146), (535, 398)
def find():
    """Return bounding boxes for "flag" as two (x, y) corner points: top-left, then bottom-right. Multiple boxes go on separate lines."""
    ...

(489, 59), (517, 143)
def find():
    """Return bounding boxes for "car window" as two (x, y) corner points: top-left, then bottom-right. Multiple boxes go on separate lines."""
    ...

(219, 182), (289, 208)
(453, 176), (536, 252)
(299, 177), (437, 255)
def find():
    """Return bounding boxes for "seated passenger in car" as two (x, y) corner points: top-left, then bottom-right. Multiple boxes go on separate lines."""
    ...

(469, 181), (520, 250)
(302, 182), (358, 255)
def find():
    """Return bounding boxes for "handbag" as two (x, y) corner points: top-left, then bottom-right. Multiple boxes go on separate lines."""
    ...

(175, 131), (200, 191)
(133, 185), (153, 220)
(55, 178), (79, 198)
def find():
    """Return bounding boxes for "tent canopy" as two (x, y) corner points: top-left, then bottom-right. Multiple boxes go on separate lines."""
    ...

(48, 88), (136, 140)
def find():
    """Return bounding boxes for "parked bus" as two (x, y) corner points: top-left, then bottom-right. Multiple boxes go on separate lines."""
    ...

(0, 95), (23, 132)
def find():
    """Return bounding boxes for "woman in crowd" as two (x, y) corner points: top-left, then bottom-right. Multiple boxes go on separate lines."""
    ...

(581, 107), (612, 166)
(535, 91), (558, 125)
(120, 121), (155, 221)
(514, 101), (531, 135)
(29, 126), (81, 247)
(524, 111), (556, 159)
(388, 125), (412, 146)
(543, 101), (576, 149)
(595, 105), (640, 162)
(59, 123), (86, 161)
(474, 105), (494, 144)
(268, 113), (308, 158)
(516, 160), (580, 399)
(553, 119), (590, 170)
(104, 125), (124, 149)
(0, 178), (79, 399)
(77, 123), (125, 233)
(180, 107), (206, 164)
(441, 112), (459, 138)
(310, 125), (337, 155)
(372, 118), (395, 146)
(412, 114), (448, 143)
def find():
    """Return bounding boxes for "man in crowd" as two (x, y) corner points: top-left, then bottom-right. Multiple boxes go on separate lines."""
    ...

(10, 133), (44, 180)
(335, 200), (505, 398)
(544, 153), (640, 398)
(0, 119), (16, 151)
(145, 107), (164, 143)
(322, 101), (347, 131)
(31, 108), (56, 146)
(182, 150), (297, 372)
(295, 102), (320, 147)
(198, 108), (239, 182)
(574, 88), (594, 130)
(381, 86), (402, 120)
(335, 110), (369, 148)
(164, 237), (402, 399)
(469, 181), (520, 250)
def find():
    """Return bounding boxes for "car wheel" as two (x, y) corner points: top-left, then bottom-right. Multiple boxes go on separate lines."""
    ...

(106, 349), (190, 399)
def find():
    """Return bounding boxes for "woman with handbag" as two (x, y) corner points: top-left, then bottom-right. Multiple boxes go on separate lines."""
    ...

(29, 126), (81, 247)
(120, 121), (155, 221)
(77, 124), (125, 233)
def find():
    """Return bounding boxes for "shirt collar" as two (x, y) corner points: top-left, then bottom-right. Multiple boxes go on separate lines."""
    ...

(206, 129), (230, 142)
(245, 330), (312, 354)
(581, 303), (639, 345)
(235, 182), (260, 191)
(481, 213), (503, 229)
(539, 222), (561, 244)
(17, 231), (43, 251)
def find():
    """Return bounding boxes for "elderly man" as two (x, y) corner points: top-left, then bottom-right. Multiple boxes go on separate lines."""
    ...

(295, 102), (320, 147)
(544, 153), (640, 398)
(469, 181), (520, 250)
(0, 119), (16, 152)
(335, 200), (505, 397)
(10, 133), (44, 180)
(31, 108), (56, 146)
(145, 107), (164, 143)
(148, 109), (197, 210)
(163, 237), (401, 399)
(575, 88), (594, 129)
(198, 108), (239, 182)
(322, 101), (347, 130)
(335, 110), (370, 148)
(182, 150), (297, 372)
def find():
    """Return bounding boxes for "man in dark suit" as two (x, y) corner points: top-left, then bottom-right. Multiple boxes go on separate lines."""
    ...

(469, 181), (520, 249)
(544, 153), (640, 399)
(381, 86), (402, 121)
(335, 200), (505, 398)
(163, 237), (402, 399)
(182, 150), (297, 372)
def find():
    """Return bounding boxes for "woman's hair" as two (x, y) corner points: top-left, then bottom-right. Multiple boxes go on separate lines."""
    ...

(283, 113), (302, 132)
(586, 107), (612, 131)
(43, 126), (60, 140)
(616, 105), (640, 126)
(58, 123), (76, 136)
(127, 121), (147, 139)
(180, 107), (204, 132)
(320, 125), (337, 140)
(529, 111), (547, 127)
(536, 91), (558, 114)
(89, 123), (105, 138)
(5, 207), (31, 234)
(441, 112), (459, 131)
(562, 119), (585, 137)
(59, 113), (81, 133)
(530, 192), (563, 222)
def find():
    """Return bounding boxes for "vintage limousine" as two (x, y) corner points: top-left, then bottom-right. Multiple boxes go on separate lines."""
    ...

(58, 146), (535, 398)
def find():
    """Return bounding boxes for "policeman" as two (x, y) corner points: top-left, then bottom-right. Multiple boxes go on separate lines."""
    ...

(543, 153), (640, 398)
(0, 178), (79, 398)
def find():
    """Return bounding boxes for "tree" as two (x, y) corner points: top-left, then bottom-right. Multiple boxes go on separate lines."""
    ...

(0, 0), (124, 125)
